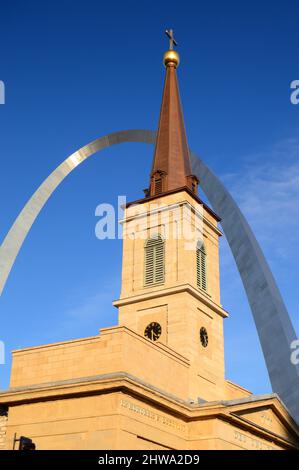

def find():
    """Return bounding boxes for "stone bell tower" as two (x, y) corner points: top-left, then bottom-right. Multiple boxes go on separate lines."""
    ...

(114, 31), (230, 401)
(2, 30), (298, 451)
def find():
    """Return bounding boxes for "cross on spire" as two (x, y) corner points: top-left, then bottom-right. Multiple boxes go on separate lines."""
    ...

(165, 29), (178, 50)
(147, 29), (199, 197)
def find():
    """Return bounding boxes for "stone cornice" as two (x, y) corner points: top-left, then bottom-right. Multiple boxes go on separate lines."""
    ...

(122, 196), (222, 238)
(0, 372), (298, 449)
(114, 283), (229, 318)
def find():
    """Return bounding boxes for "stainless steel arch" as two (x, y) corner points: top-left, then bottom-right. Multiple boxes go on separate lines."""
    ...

(0, 130), (155, 297)
(0, 129), (298, 423)
(191, 153), (299, 424)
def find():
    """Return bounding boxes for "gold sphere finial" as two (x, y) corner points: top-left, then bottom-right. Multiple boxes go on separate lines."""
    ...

(163, 49), (180, 68)
(164, 29), (179, 68)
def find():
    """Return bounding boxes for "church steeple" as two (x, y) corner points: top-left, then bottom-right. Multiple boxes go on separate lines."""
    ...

(115, 32), (226, 402)
(147, 30), (198, 197)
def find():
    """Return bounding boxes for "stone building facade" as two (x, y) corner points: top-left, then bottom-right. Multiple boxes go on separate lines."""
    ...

(0, 41), (298, 450)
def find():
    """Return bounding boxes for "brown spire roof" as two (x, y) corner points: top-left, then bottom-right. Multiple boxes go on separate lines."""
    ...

(147, 44), (198, 198)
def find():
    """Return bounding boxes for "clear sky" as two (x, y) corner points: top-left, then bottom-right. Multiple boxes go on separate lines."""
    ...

(0, 0), (298, 394)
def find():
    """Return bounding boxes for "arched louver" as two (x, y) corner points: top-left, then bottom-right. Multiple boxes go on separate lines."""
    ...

(196, 242), (207, 292)
(155, 178), (162, 195)
(144, 234), (165, 286)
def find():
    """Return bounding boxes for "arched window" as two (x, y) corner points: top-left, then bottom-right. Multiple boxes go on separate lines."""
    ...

(144, 234), (165, 286)
(196, 242), (207, 292)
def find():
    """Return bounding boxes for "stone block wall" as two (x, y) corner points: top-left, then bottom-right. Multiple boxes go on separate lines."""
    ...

(0, 406), (8, 450)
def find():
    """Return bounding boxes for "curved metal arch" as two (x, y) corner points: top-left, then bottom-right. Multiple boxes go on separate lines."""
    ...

(0, 129), (298, 423)
(0, 130), (155, 297)
(190, 152), (299, 423)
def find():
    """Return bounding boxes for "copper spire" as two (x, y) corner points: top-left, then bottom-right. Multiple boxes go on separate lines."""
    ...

(147, 30), (198, 198)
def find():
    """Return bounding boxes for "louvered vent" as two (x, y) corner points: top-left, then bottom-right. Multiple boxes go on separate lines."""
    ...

(144, 234), (165, 286)
(155, 178), (162, 195)
(196, 244), (207, 292)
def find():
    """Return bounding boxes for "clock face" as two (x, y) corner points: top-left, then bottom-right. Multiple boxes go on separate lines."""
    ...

(144, 322), (162, 342)
(200, 327), (208, 347)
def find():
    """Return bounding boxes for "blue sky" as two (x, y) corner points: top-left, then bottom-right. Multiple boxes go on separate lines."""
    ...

(0, 0), (298, 394)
